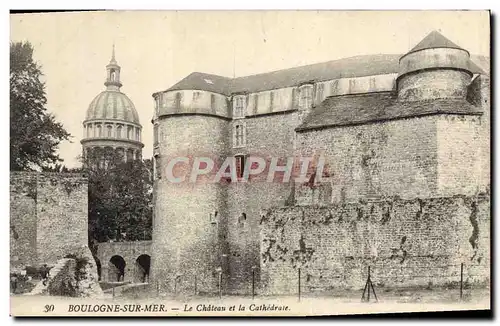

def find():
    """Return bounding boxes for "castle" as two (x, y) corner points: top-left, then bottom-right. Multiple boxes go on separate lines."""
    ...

(150, 31), (490, 294)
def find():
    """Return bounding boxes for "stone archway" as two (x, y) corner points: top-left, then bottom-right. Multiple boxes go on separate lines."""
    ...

(108, 255), (126, 282)
(134, 254), (151, 283)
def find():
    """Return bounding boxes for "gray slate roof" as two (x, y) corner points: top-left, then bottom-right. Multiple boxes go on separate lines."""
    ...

(408, 30), (467, 54)
(296, 92), (483, 131)
(161, 53), (487, 96)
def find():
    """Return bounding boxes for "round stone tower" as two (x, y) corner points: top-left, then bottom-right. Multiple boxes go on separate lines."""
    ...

(397, 31), (473, 102)
(150, 75), (231, 293)
(81, 46), (144, 166)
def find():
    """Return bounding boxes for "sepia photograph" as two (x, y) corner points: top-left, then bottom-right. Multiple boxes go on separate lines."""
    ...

(8, 10), (491, 317)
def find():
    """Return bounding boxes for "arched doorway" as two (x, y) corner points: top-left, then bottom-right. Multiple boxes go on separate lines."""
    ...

(134, 254), (151, 283)
(108, 255), (126, 282)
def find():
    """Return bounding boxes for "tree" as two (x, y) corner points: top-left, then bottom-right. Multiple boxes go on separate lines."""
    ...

(83, 152), (153, 255)
(10, 41), (71, 171)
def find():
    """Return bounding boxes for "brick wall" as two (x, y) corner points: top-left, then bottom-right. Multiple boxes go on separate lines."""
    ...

(10, 172), (89, 268)
(260, 193), (490, 295)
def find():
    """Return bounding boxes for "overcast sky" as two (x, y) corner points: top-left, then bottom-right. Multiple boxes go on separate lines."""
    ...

(10, 10), (489, 168)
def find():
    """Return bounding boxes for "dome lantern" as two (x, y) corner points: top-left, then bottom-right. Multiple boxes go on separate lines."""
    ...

(104, 44), (123, 91)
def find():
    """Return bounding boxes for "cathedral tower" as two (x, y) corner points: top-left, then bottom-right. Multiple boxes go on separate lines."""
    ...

(81, 46), (144, 166)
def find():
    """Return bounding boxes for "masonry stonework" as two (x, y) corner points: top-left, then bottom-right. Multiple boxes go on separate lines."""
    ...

(296, 116), (441, 203)
(10, 172), (89, 268)
(150, 31), (490, 295)
(96, 241), (152, 283)
(151, 115), (230, 293)
(260, 193), (490, 295)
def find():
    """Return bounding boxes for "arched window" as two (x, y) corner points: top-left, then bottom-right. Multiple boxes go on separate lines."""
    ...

(107, 125), (112, 138)
(96, 125), (102, 137)
(299, 85), (313, 110)
(117, 125), (122, 138)
(127, 126), (132, 139)
(110, 69), (116, 81)
(87, 124), (93, 138)
(136, 128), (140, 141)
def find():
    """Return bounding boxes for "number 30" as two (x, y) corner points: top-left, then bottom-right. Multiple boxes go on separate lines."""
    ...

(43, 304), (54, 313)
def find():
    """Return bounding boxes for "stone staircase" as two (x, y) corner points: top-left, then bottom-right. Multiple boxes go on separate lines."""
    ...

(25, 258), (72, 296)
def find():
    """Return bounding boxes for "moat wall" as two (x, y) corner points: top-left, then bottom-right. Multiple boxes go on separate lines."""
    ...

(259, 193), (490, 295)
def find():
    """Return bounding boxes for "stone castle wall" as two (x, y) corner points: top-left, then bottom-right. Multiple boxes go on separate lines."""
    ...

(225, 112), (299, 293)
(259, 193), (490, 295)
(296, 115), (441, 203)
(10, 172), (89, 268)
(151, 115), (230, 293)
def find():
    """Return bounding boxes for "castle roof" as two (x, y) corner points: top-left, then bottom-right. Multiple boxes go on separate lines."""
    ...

(296, 92), (483, 132)
(407, 31), (467, 54)
(161, 53), (486, 96)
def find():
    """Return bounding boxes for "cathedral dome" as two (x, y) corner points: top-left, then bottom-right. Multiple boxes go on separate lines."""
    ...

(81, 46), (144, 165)
(86, 90), (140, 125)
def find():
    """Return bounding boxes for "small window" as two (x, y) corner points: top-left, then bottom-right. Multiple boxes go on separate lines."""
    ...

(299, 85), (313, 110)
(253, 94), (259, 113)
(235, 155), (246, 179)
(193, 91), (201, 102)
(136, 129), (140, 141)
(117, 125), (122, 138)
(127, 126), (132, 139)
(233, 122), (246, 148)
(233, 96), (245, 118)
(107, 125), (112, 138)
(88, 125), (93, 138)
(210, 211), (218, 224)
(96, 125), (102, 137)
(154, 155), (161, 180)
(238, 212), (247, 226)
